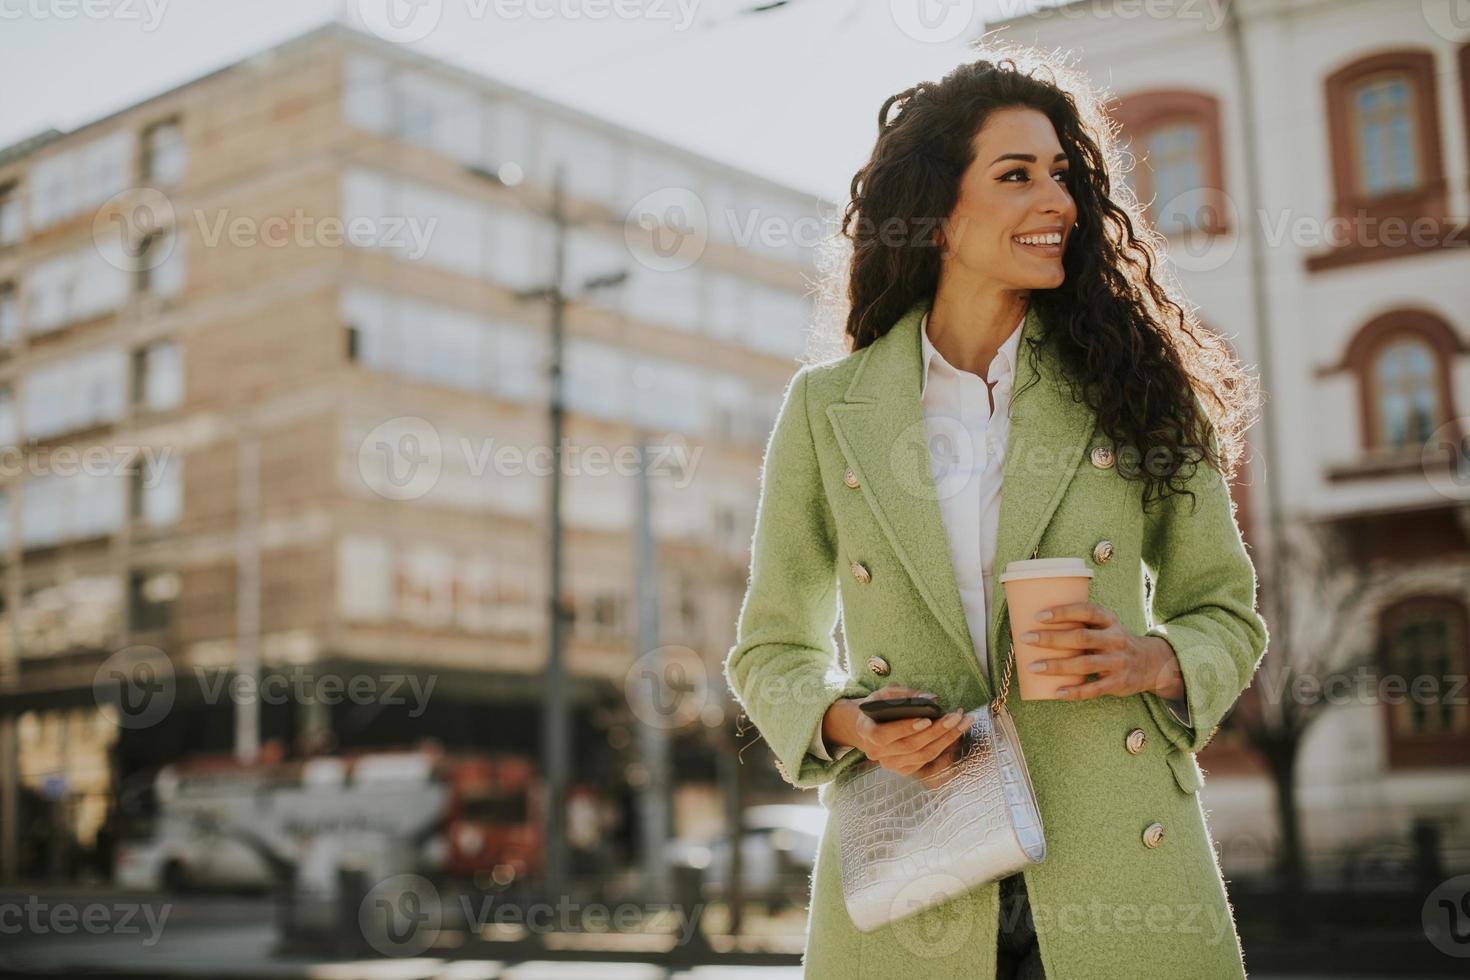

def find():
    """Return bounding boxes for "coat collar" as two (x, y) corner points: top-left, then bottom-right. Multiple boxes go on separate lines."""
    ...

(825, 294), (1097, 701)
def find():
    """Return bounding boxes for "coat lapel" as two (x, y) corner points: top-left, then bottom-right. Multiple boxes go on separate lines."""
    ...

(825, 295), (1098, 702)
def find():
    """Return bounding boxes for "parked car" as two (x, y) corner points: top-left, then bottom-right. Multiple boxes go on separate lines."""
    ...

(666, 804), (825, 909)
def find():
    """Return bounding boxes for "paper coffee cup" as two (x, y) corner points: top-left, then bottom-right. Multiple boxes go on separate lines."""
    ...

(1000, 557), (1095, 701)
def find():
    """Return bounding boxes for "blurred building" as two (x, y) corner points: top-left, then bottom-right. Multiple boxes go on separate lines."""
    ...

(998, 0), (1470, 879)
(0, 23), (825, 880)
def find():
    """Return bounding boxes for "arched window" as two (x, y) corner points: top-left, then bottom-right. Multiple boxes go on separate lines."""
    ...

(1317, 310), (1465, 460)
(1370, 336), (1439, 450)
(1111, 91), (1228, 237)
(1377, 596), (1470, 769)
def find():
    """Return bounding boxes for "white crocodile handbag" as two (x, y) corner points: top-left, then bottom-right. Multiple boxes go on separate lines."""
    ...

(831, 640), (1047, 932)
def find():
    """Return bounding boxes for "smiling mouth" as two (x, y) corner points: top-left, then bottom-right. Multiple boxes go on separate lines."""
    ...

(1013, 235), (1064, 255)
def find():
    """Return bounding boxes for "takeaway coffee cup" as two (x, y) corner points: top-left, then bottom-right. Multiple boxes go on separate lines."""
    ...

(1000, 557), (1095, 701)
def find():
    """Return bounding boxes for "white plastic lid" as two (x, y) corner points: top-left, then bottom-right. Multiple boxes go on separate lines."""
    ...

(999, 556), (1094, 582)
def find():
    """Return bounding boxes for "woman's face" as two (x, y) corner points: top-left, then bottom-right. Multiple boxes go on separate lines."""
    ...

(938, 106), (1077, 290)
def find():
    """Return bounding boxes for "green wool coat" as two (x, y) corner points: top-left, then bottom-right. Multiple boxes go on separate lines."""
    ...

(724, 295), (1270, 978)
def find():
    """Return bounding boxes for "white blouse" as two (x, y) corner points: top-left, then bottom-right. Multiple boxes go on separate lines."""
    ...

(810, 306), (1189, 761)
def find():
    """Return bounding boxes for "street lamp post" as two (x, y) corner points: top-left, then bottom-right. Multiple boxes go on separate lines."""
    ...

(466, 161), (627, 903)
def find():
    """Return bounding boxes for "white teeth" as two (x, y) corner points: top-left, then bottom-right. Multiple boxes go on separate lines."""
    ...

(1014, 234), (1062, 246)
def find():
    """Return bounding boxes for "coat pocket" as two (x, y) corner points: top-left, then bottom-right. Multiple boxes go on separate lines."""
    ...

(1166, 747), (1204, 794)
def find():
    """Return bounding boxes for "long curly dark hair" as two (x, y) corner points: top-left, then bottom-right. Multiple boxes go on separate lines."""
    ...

(822, 43), (1259, 512)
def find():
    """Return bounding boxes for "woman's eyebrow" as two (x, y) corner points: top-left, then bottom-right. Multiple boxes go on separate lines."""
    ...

(989, 152), (1070, 165)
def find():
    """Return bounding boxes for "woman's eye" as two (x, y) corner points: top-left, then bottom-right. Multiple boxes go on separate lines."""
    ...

(1002, 168), (1071, 183)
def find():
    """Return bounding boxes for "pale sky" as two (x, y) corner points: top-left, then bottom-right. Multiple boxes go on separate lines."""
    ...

(0, 0), (1071, 201)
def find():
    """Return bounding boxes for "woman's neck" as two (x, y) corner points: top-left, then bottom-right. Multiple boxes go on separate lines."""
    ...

(926, 284), (1029, 379)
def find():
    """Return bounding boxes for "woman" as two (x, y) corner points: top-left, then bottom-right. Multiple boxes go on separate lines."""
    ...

(724, 48), (1268, 979)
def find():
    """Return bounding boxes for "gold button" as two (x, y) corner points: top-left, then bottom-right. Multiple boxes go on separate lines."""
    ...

(1125, 728), (1147, 754)
(1090, 445), (1115, 469)
(866, 655), (890, 677)
(1142, 822), (1165, 848)
(1092, 539), (1114, 564)
(851, 561), (871, 584)
(843, 468), (860, 489)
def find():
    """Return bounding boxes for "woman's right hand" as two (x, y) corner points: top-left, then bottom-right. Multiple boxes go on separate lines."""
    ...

(821, 686), (969, 776)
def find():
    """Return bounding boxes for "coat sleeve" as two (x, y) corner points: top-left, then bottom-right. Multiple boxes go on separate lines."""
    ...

(1139, 423), (1269, 755)
(724, 367), (872, 789)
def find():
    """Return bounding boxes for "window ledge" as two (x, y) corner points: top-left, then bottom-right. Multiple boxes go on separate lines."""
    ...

(1325, 446), (1452, 482)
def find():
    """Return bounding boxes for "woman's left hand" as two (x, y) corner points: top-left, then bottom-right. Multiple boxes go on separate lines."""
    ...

(1020, 601), (1185, 701)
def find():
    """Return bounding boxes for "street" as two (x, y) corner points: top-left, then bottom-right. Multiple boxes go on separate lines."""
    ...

(0, 888), (1454, 980)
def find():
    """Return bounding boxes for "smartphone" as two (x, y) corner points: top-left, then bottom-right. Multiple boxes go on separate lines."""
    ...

(859, 695), (945, 723)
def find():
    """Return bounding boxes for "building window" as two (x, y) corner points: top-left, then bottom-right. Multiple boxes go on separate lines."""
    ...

(27, 131), (131, 229)
(1352, 75), (1419, 196)
(136, 227), (184, 298)
(1371, 338), (1438, 450)
(1111, 90), (1228, 237)
(1319, 310), (1465, 464)
(1378, 596), (1470, 769)
(133, 339), (183, 411)
(141, 119), (185, 186)
(1315, 50), (1448, 270)
(0, 383), (15, 446)
(0, 181), (21, 246)
(0, 281), (17, 347)
(128, 569), (178, 632)
(25, 346), (129, 440)
(132, 450), (182, 527)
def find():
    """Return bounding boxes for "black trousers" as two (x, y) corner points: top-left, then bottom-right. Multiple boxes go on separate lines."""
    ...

(997, 872), (1045, 979)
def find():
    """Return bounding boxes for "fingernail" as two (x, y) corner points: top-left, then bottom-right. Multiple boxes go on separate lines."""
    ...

(1036, 610), (1053, 621)
(1022, 632), (1038, 643)
(1056, 688), (1069, 697)
(919, 692), (937, 700)
(1028, 662), (1045, 673)
(913, 719), (931, 731)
